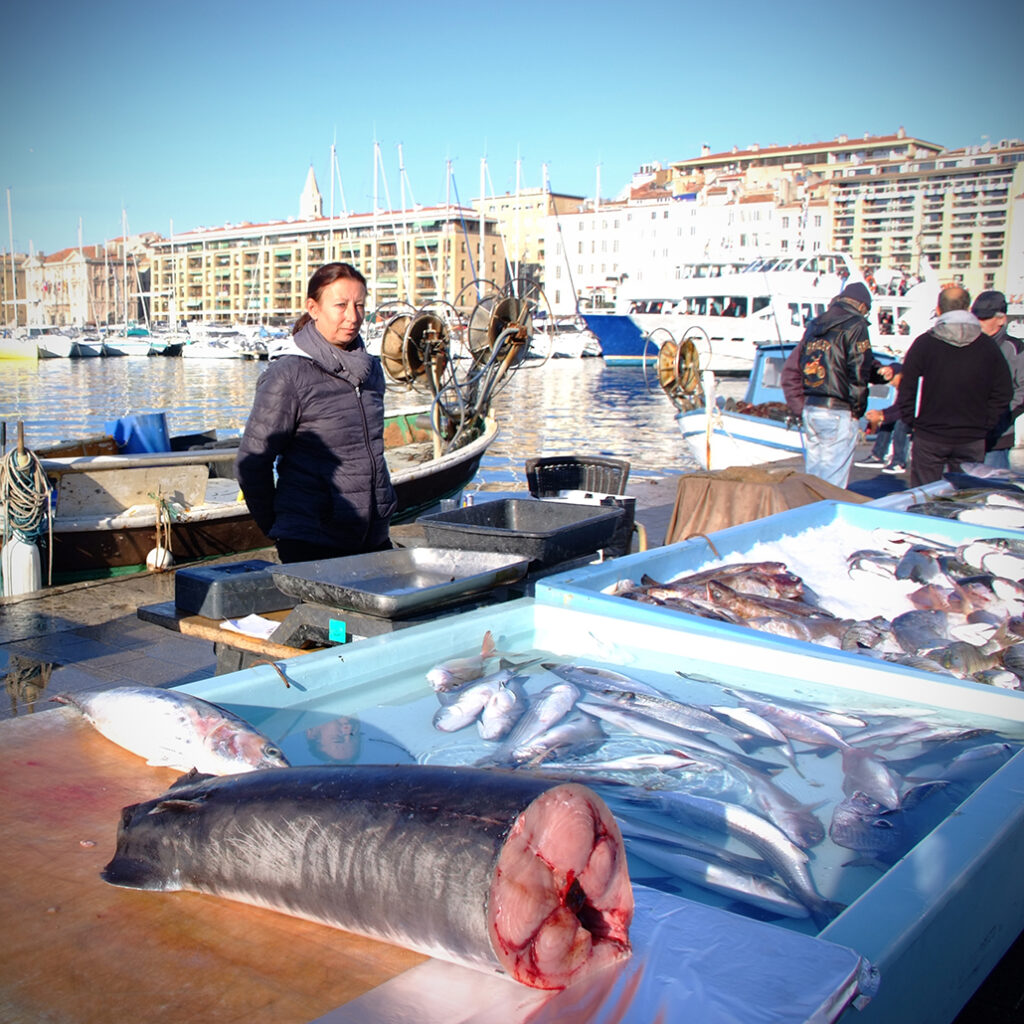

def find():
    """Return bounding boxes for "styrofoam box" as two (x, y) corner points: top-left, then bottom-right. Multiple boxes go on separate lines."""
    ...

(178, 595), (1024, 1024)
(534, 500), (1024, 689)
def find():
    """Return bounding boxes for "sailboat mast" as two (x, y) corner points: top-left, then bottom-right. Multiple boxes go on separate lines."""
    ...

(6, 188), (17, 327)
(121, 208), (128, 326)
(478, 157), (485, 300)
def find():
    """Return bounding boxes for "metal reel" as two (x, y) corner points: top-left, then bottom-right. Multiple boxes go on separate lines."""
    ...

(658, 336), (705, 413)
(466, 295), (533, 370)
(381, 311), (449, 386)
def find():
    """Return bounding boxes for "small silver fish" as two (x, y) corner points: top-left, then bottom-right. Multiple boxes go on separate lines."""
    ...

(426, 631), (497, 693)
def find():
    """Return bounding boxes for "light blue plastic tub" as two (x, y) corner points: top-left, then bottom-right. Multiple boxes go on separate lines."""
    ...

(178, 595), (1024, 1023)
(534, 500), (1024, 689)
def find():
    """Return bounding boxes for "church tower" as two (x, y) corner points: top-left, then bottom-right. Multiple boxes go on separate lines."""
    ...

(300, 164), (323, 220)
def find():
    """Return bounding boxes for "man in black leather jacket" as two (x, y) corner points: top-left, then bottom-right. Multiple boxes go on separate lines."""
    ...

(794, 282), (875, 487)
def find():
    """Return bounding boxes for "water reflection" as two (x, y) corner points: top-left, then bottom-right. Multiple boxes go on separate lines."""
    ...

(3, 655), (54, 716)
(0, 356), (703, 480)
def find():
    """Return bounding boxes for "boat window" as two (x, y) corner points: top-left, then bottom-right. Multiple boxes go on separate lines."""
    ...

(761, 356), (785, 388)
(776, 259), (794, 271)
(801, 303), (814, 324)
(760, 258), (779, 272)
(878, 307), (895, 335)
(752, 296), (771, 314)
(722, 297), (747, 317)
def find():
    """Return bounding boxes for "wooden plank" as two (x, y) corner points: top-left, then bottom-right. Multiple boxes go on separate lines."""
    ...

(137, 601), (319, 661)
(0, 709), (425, 1023)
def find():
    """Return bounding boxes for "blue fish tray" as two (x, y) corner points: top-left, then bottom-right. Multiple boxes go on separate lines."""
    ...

(178, 594), (1024, 1023)
(533, 500), (1024, 689)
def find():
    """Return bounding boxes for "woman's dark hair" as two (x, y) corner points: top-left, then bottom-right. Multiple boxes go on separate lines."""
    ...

(292, 262), (368, 334)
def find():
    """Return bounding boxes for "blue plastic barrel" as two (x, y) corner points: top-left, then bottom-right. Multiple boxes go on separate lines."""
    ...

(104, 412), (172, 453)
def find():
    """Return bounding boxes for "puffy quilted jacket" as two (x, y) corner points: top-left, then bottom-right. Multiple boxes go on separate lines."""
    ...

(235, 321), (397, 551)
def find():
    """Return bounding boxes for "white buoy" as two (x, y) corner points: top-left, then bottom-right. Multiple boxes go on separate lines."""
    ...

(146, 546), (174, 571)
(1, 534), (42, 596)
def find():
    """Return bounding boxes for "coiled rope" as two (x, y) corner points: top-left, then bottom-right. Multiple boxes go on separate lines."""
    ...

(0, 444), (53, 585)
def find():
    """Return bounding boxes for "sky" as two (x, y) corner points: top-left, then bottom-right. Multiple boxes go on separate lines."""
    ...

(2, 0), (1021, 256)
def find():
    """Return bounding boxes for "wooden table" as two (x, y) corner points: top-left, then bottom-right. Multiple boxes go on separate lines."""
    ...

(0, 708), (425, 1023)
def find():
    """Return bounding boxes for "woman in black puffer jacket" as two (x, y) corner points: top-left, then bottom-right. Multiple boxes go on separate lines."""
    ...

(235, 263), (397, 564)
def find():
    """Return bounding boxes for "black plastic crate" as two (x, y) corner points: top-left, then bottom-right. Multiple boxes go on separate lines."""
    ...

(525, 456), (630, 498)
(417, 499), (624, 567)
(175, 559), (297, 618)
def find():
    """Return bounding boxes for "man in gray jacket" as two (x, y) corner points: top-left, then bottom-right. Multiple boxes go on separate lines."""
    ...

(973, 290), (1024, 468)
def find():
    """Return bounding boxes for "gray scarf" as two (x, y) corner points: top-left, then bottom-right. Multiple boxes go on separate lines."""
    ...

(293, 319), (375, 387)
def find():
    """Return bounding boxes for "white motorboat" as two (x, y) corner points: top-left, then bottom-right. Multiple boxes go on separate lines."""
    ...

(582, 252), (938, 373)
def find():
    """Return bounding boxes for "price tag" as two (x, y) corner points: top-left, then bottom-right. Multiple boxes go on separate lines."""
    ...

(328, 619), (347, 644)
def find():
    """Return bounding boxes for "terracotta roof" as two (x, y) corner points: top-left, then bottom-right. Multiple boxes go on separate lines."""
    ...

(675, 132), (943, 166)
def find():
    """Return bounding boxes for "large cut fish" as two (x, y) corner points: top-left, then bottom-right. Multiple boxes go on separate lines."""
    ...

(102, 765), (633, 990)
(55, 686), (289, 774)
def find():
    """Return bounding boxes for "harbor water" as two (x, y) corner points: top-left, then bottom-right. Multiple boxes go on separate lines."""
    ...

(0, 356), (739, 484)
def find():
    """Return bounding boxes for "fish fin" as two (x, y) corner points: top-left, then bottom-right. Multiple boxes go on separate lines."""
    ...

(102, 855), (182, 891)
(147, 797), (206, 816)
(481, 631), (496, 660)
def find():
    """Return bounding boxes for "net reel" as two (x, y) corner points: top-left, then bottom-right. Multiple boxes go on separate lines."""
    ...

(657, 332), (705, 413)
(380, 310), (450, 388)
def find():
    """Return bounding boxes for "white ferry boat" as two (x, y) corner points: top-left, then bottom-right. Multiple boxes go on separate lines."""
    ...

(582, 252), (936, 374)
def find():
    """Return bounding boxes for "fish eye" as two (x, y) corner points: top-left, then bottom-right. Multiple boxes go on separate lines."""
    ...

(871, 819), (895, 830)
(265, 745), (284, 759)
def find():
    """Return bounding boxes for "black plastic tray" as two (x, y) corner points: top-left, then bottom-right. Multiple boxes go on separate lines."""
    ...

(268, 547), (529, 618)
(417, 498), (624, 567)
(175, 559), (298, 618)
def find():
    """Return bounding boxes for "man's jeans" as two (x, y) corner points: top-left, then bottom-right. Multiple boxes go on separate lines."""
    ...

(802, 405), (857, 488)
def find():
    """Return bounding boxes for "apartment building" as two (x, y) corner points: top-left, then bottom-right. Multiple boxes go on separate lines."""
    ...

(147, 204), (507, 325)
(470, 187), (584, 287)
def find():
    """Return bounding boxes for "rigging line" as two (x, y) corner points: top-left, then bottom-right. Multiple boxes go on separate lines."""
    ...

(448, 171), (479, 290)
(398, 156), (440, 296)
(482, 163), (516, 290)
(550, 199), (580, 313)
(376, 145), (411, 301)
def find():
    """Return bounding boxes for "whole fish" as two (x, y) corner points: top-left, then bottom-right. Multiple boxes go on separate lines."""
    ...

(577, 699), (783, 772)
(508, 711), (607, 766)
(542, 662), (665, 697)
(649, 789), (842, 927)
(840, 746), (902, 810)
(828, 782), (947, 868)
(624, 837), (811, 920)
(890, 610), (953, 655)
(426, 631), (497, 693)
(54, 686), (289, 774)
(724, 688), (849, 751)
(929, 641), (1001, 680)
(706, 581), (834, 621)
(581, 686), (751, 744)
(477, 677), (528, 741)
(480, 681), (581, 765)
(432, 669), (517, 733)
(102, 765), (634, 990)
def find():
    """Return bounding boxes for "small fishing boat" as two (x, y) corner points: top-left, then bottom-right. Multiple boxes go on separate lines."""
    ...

(660, 340), (897, 471)
(0, 410), (497, 588)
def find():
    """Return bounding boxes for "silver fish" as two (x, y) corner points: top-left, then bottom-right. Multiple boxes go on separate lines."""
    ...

(54, 686), (289, 775)
(477, 677), (528, 741)
(724, 688), (849, 750)
(729, 764), (826, 849)
(426, 631), (497, 693)
(624, 838), (811, 920)
(432, 669), (517, 733)
(543, 662), (665, 697)
(649, 789), (842, 927)
(481, 681), (581, 764)
(509, 710), (607, 766)
(840, 746), (902, 810)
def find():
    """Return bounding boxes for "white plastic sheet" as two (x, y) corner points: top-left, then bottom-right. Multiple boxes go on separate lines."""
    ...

(314, 886), (874, 1024)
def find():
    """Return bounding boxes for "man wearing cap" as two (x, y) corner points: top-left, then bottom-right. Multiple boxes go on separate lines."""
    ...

(896, 286), (1012, 486)
(795, 281), (875, 487)
(972, 290), (1024, 468)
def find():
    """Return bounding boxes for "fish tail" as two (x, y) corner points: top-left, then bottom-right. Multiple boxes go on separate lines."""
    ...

(810, 899), (847, 930)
